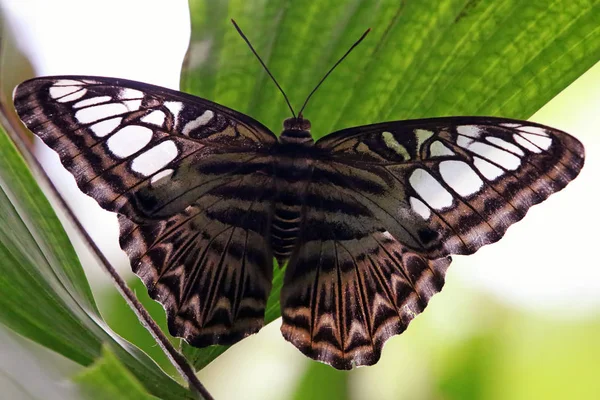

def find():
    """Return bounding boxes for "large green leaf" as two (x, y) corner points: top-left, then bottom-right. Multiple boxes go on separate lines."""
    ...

(180, 0), (600, 369)
(0, 126), (100, 365)
(0, 123), (197, 400)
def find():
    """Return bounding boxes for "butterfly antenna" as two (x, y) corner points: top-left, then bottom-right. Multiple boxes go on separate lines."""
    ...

(298, 28), (370, 117)
(231, 19), (296, 119)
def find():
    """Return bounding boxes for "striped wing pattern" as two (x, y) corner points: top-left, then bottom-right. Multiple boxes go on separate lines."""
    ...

(14, 76), (278, 345)
(279, 117), (584, 368)
(14, 76), (585, 370)
(118, 169), (274, 345)
(318, 117), (585, 257)
(282, 226), (452, 369)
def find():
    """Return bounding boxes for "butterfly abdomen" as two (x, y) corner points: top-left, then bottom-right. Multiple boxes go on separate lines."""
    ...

(272, 202), (303, 265)
(271, 147), (314, 265)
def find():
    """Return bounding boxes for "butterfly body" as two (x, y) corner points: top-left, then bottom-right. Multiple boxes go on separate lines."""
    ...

(14, 76), (584, 370)
(272, 148), (313, 264)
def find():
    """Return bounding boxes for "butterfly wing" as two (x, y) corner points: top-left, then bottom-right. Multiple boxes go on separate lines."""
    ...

(316, 117), (584, 257)
(281, 206), (452, 369)
(281, 117), (584, 369)
(14, 76), (277, 345)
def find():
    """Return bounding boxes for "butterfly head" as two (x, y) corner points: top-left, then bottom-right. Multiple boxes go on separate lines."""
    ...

(280, 116), (314, 146)
(283, 116), (311, 131)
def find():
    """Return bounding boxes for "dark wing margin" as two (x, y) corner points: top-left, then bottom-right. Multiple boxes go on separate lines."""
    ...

(316, 116), (584, 258)
(13, 76), (278, 347)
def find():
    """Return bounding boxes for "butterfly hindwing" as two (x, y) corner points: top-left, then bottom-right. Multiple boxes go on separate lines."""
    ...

(280, 168), (452, 368)
(119, 166), (275, 345)
(14, 75), (278, 345)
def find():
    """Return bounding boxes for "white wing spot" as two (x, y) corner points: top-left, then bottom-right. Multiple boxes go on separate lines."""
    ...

(182, 110), (214, 135)
(409, 197), (431, 220)
(518, 125), (549, 137)
(107, 125), (153, 158)
(123, 99), (142, 111)
(457, 125), (482, 138)
(474, 156), (504, 180)
(409, 168), (453, 210)
(50, 84), (87, 102)
(430, 140), (455, 157)
(439, 160), (484, 197)
(165, 102), (183, 117)
(73, 96), (112, 109)
(49, 88), (73, 99)
(90, 117), (122, 137)
(457, 135), (474, 148)
(49, 80), (84, 100)
(131, 140), (178, 176)
(381, 231), (395, 240)
(486, 136), (525, 156)
(501, 123), (521, 128)
(415, 129), (434, 149)
(141, 110), (166, 126)
(119, 88), (144, 111)
(57, 89), (88, 103)
(513, 133), (542, 153)
(121, 88), (143, 99)
(52, 79), (82, 86)
(518, 132), (552, 151)
(382, 131), (411, 159)
(165, 102), (183, 128)
(150, 168), (174, 185)
(75, 103), (128, 123)
(464, 141), (521, 170)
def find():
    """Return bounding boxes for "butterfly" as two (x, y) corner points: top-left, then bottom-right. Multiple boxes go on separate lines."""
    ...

(12, 25), (585, 370)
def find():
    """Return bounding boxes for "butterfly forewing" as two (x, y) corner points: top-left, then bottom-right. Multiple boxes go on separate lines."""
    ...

(14, 75), (585, 370)
(14, 76), (278, 345)
(317, 117), (585, 257)
(13, 76), (277, 220)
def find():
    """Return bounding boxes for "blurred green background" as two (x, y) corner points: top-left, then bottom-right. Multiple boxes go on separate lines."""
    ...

(1, 1), (599, 399)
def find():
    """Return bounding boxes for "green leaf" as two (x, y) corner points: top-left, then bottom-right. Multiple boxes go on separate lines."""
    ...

(430, 305), (600, 400)
(0, 123), (196, 400)
(0, 126), (100, 365)
(180, 0), (600, 369)
(74, 346), (159, 400)
(291, 362), (349, 400)
(435, 333), (500, 400)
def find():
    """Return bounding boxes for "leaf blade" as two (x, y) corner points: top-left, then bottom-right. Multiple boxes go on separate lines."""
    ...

(0, 123), (196, 400)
